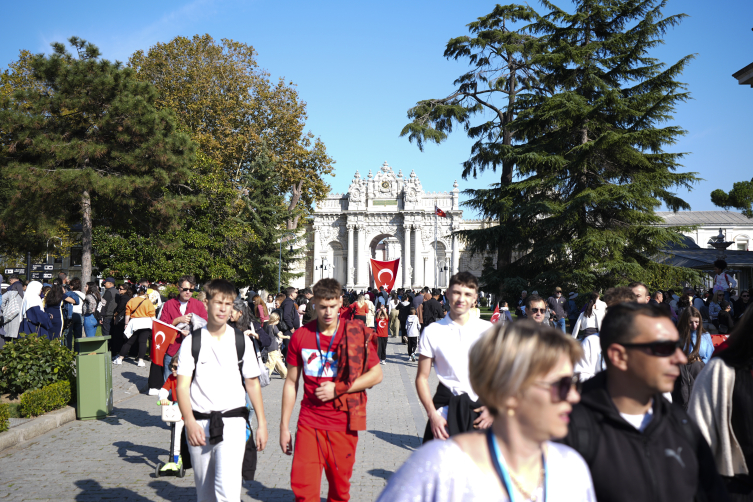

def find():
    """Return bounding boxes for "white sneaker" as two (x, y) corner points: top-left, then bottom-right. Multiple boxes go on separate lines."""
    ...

(147, 388), (160, 396)
(112, 357), (122, 365)
(137, 360), (146, 367)
(380, 360), (386, 365)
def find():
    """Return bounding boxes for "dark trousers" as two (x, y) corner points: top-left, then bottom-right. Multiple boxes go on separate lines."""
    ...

(119, 328), (150, 360)
(407, 336), (418, 356)
(377, 336), (388, 361)
(102, 317), (114, 351)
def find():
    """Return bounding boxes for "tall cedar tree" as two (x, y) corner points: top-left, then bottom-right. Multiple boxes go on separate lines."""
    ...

(501, 0), (701, 292)
(401, 5), (541, 278)
(0, 38), (196, 282)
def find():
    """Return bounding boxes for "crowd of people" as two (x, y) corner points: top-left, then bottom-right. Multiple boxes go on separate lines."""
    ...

(3, 261), (753, 502)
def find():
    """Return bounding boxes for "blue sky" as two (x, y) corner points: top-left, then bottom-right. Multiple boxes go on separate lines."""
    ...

(2, 0), (751, 217)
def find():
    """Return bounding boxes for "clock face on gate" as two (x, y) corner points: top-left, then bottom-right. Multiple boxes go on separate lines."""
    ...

(380, 180), (390, 192)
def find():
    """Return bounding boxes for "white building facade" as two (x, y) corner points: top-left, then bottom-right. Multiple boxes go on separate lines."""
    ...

(294, 162), (493, 290)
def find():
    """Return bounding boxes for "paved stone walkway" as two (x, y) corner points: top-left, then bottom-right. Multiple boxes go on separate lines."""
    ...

(0, 337), (437, 501)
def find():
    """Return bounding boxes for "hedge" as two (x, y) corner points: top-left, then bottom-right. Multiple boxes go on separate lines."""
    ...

(0, 333), (75, 395)
(19, 380), (72, 418)
(0, 404), (9, 433)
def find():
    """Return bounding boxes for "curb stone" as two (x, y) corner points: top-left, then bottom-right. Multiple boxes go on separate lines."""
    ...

(0, 405), (76, 453)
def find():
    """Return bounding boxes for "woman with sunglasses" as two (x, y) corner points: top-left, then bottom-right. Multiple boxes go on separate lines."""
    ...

(377, 320), (595, 502)
(690, 307), (753, 501)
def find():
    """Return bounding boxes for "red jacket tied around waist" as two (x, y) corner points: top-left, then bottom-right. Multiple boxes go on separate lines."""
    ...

(333, 320), (376, 431)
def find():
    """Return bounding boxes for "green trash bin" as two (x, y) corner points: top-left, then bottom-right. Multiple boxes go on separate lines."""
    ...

(76, 336), (113, 420)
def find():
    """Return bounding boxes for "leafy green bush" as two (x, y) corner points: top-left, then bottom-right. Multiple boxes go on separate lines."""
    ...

(19, 380), (72, 418)
(479, 297), (489, 307)
(0, 333), (75, 395)
(0, 403), (10, 433)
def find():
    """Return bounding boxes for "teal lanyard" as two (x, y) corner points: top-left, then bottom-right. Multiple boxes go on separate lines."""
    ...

(486, 429), (547, 502)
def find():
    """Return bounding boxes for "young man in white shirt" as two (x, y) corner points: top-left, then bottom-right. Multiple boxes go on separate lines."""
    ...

(415, 272), (494, 442)
(176, 279), (268, 502)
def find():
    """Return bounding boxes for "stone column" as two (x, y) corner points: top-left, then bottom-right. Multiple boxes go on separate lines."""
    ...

(346, 224), (355, 288)
(356, 225), (367, 288)
(451, 230), (459, 276)
(403, 223), (412, 288)
(413, 225), (423, 288)
(312, 225), (320, 284)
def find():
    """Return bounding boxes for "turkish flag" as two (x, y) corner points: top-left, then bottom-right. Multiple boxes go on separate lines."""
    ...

(370, 258), (400, 293)
(151, 319), (180, 365)
(490, 305), (501, 324)
(435, 205), (447, 217)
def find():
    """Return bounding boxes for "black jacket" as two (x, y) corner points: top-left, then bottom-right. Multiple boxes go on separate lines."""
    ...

(279, 297), (300, 336)
(302, 300), (316, 325)
(561, 372), (729, 502)
(422, 298), (444, 326)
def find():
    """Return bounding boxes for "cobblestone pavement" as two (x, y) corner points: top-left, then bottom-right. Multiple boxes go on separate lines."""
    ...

(0, 337), (438, 501)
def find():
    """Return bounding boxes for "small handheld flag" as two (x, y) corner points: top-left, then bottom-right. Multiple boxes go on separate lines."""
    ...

(490, 305), (501, 324)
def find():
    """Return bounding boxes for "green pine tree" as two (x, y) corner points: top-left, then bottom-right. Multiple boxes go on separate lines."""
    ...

(500, 0), (702, 292)
(711, 180), (753, 218)
(0, 37), (197, 282)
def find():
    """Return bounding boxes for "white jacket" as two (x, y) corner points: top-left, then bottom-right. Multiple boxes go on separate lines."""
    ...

(571, 299), (606, 338)
(574, 334), (604, 381)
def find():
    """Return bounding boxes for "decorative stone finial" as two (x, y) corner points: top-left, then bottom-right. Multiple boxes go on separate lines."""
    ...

(397, 169), (403, 178)
(410, 169), (416, 178)
(354, 170), (360, 179)
(382, 161), (390, 172)
(453, 180), (459, 188)
(367, 170), (373, 178)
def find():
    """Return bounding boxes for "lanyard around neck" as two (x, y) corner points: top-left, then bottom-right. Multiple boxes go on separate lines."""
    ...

(486, 429), (547, 502)
(315, 320), (338, 378)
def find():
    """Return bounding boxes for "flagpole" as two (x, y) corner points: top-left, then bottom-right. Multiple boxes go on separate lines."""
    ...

(434, 199), (438, 288)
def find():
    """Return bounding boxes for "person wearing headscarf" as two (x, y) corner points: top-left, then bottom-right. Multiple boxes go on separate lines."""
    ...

(20, 281), (53, 336)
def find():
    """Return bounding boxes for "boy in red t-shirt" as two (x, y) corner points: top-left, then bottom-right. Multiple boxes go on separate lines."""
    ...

(375, 308), (389, 364)
(280, 278), (383, 501)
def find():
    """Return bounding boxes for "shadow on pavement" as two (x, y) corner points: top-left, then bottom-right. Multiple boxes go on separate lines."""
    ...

(367, 468), (394, 480)
(104, 405), (167, 429)
(368, 429), (421, 451)
(121, 370), (149, 388)
(113, 440), (166, 468)
(242, 479), (301, 501)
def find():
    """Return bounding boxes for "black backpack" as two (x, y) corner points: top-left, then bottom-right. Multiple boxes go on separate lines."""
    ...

(190, 327), (245, 386)
(672, 360), (705, 411)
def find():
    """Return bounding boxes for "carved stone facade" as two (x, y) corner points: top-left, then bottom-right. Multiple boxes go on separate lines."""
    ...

(292, 161), (495, 290)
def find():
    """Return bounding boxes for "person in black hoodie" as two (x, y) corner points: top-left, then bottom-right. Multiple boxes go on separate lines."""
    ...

(279, 287), (300, 340)
(562, 302), (729, 502)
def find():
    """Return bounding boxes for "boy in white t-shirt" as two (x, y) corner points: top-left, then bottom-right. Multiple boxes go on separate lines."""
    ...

(406, 307), (421, 361)
(176, 279), (268, 502)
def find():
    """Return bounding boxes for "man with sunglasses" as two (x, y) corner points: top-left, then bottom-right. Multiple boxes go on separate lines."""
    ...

(734, 288), (750, 321)
(525, 294), (549, 325)
(562, 302), (728, 502)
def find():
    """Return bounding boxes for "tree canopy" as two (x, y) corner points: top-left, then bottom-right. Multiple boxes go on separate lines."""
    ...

(403, 0), (702, 295)
(0, 37), (197, 282)
(711, 179), (753, 218)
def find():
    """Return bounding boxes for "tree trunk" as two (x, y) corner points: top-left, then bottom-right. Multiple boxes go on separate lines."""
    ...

(81, 190), (93, 283)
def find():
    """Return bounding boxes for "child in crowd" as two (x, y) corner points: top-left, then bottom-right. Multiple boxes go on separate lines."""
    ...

(159, 358), (182, 464)
(375, 308), (389, 364)
(406, 307), (420, 361)
(263, 313), (288, 378)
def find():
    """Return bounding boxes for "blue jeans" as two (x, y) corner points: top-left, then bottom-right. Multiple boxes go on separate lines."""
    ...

(163, 353), (173, 383)
(83, 314), (99, 337)
(555, 317), (567, 334)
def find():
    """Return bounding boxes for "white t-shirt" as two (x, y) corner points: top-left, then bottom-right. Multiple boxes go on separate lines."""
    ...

(179, 300), (188, 315)
(177, 325), (261, 414)
(418, 315), (493, 402)
(620, 403), (654, 432)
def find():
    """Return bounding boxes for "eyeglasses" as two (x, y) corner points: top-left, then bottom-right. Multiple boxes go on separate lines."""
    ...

(528, 308), (547, 314)
(180, 288), (192, 292)
(533, 374), (581, 402)
(619, 340), (682, 357)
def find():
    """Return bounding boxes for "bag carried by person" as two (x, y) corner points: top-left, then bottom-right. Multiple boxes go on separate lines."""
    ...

(271, 308), (290, 332)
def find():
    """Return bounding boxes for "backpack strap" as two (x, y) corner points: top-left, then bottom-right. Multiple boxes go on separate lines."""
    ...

(190, 328), (202, 383)
(234, 328), (246, 389)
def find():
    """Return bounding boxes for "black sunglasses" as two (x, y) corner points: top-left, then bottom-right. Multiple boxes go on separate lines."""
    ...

(528, 307), (547, 314)
(534, 374), (581, 402)
(180, 288), (192, 292)
(619, 340), (682, 357)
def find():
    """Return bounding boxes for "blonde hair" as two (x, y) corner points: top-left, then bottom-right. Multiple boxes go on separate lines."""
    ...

(469, 320), (583, 416)
(268, 312), (280, 325)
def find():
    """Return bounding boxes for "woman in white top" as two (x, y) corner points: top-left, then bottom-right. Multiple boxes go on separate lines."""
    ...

(377, 320), (596, 502)
(571, 292), (606, 340)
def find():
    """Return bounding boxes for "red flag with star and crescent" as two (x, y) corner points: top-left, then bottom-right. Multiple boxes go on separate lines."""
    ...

(370, 258), (400, 293)
(490, 305), (501, 324)
(151, 319), (180, 365)
(435, 205), (447, 217)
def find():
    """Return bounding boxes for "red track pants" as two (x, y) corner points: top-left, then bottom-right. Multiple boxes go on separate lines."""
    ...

(291, 424), (359, 502)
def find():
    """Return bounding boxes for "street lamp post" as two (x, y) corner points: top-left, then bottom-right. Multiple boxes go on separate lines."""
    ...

(278, 232), (297, 294)
(315, 257), (330, 282)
